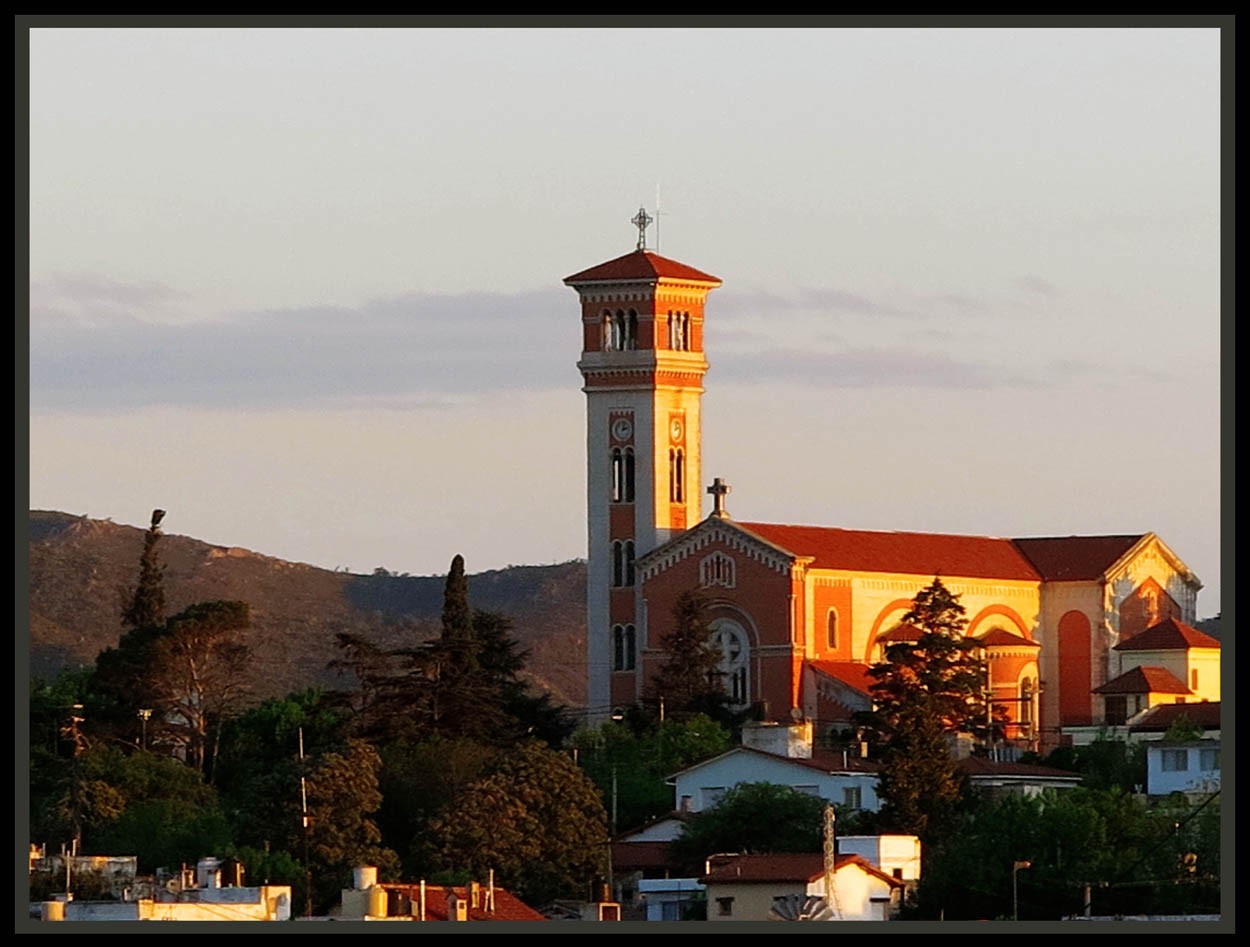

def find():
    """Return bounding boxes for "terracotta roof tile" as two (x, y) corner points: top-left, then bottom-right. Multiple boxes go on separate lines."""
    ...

(876, 623), (924, 644)
(1116, 617), (1221, 651)
(700, 852), (900, 887)
(1129, 701), (1220, 732)
(373, 884), (545, 922)
(564, 249), (721, 285)
(975, 627), (1040, 648)
(957, 757), (1081, 780)
(738, 522), (1041, 580)
(1093, 665), (1191, 695)
(808, 660), (876, 695)
(1011, 535), (1144, 581)
(612, 841), (677, 872)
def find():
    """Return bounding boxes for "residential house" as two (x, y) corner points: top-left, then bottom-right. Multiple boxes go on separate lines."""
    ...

(700, 852), (905, 922)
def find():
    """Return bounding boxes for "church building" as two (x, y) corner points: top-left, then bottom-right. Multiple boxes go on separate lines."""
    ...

(565, 216), (1208, 752)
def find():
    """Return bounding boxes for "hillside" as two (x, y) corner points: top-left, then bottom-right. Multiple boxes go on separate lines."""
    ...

(26, 511), (588, 708)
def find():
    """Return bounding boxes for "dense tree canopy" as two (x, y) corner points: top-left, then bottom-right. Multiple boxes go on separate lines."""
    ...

(427, 740), (609, 906)
(571, 714), (731, 833)
(671, 783), (827, 873)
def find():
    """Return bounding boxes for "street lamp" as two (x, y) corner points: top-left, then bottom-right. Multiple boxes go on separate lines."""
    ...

(137, 708), (153, 751)
(1011, 860), (1031, 921)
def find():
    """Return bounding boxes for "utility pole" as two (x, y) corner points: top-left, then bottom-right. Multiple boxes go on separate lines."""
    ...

(299, 727), (312, 918)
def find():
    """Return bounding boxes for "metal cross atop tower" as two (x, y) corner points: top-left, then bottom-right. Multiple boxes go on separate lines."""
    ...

(632, 206), (653, 250)
(708, 477), (731, 518)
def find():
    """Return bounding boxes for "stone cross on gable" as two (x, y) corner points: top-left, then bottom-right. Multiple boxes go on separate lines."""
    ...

(708, 477), (731, 518)
(632, 206), (653, 250)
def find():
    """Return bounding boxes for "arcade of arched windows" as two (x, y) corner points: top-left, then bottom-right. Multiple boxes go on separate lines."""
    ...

(668, 310), (691, 351)
(602, 309), (639, 352)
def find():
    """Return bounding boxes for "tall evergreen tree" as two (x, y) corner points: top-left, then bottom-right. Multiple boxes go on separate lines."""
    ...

(440, 553), (476, 673)
(647, 590), (728, 719)
(861, 577), (986, 843)
(120, 509), (167, 631)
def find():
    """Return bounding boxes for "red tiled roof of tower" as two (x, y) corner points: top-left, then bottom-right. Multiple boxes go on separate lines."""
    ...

(738, 523), (1041, 580)
(1129, 701), (1220, 732)
(564, 249), (722, 285)
(975, 627), (1040, 647)
(1011, 535), (1145, 580)
(809, 660), (876, 695)
(1093, 666), (1191, 695)
(1115, 617), (1220, 651)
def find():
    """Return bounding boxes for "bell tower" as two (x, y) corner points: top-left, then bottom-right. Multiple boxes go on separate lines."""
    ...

(565, 210), (722, 716)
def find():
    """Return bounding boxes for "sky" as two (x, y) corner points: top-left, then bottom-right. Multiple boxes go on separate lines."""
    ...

(25, 25), (1224, 617)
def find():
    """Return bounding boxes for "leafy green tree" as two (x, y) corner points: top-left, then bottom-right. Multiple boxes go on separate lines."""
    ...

(670, 783), (826, 873)
(427, 740), (608, 906)
(647, 590), (728, 720)
(148, 600), (252, 775)
(860, 577), (985, 842)
(916, 787), (1219, 920)
(571, 714), (731, 832)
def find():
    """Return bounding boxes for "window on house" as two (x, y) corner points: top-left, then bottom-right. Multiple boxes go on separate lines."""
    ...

(826, 609), (839, 650)
(1199, 748), (1220, 771)
(842, 786), (862, 810)
(1105, 696), (1127, 726)
(794, 785), (820, 796)
(1191, 669), (1199, 690)
(716, 897), (734, 917)
(1161, 749), (1188, 772)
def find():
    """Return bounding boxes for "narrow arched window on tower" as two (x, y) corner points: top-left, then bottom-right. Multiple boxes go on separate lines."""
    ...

(611, 448), (627, 503)
(612, 624), (637, 671)
(602, 310), (613, 351)
(624, 540), (636, 586)
(669, 448), (685, 503)
(826, 609), (839, 650)
(612, 541), (624, 587)
(626, 309), (638, 350)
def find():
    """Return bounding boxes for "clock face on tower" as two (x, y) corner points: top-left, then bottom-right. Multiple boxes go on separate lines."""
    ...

(670, 417), (684, 443)
(612, 417), (633, 442)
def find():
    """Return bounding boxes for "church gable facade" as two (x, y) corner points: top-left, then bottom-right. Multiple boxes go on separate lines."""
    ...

(566, 226), (1206, 752)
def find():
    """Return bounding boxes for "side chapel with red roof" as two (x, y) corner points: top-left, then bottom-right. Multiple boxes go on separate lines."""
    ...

(565, 218), (1211, 752)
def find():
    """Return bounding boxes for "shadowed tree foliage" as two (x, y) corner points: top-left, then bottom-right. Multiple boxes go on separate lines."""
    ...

(647, 590), (729, 720)
(915, 788), (1220, 920)
(571, 714), (732, 833)
(670, 783), (827, 873)
(148, 600), (252, 775)
(427, 740), (608, 907)
(120, 509), (167, 631)
(332, 555), (574, 748)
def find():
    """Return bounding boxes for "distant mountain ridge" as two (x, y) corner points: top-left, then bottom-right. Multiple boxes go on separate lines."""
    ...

(26, 510), (588, 708)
